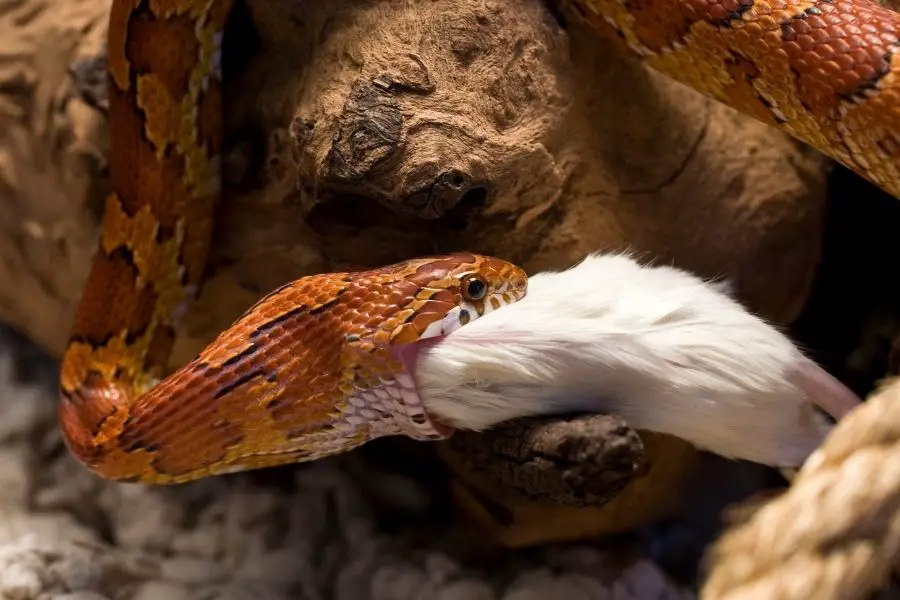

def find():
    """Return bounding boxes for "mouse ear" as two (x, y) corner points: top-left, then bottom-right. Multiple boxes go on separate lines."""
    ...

(789, 357), (862, 422)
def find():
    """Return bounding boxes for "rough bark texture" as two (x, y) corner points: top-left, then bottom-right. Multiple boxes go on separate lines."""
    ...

(442, 427), (700, 548)
(0, 0), (832, 586)
(446, 415), (645, 508)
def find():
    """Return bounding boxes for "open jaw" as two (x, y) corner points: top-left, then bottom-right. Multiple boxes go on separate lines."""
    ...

(377, 288), (528, 442)
(388, 337), (456, 439)
(349, 324), (483, 445)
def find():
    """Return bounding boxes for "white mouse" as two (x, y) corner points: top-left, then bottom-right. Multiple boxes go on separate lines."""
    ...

(415, 253), (861, 468)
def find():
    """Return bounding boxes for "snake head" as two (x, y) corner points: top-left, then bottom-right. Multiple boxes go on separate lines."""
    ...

(236, 252), (529, 462)
(339, 252), (529, 442)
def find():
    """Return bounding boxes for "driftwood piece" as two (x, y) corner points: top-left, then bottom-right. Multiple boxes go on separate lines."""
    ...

(0, 0), (830, 548)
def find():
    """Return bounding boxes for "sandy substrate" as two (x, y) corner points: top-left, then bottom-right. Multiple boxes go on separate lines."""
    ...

(0, 325), (699, 600)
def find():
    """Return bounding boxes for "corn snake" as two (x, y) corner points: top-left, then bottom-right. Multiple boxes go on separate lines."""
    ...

(58, 0), (900, 484)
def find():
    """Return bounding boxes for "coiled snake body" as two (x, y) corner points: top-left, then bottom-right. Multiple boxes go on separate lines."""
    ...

(58, 0), (900, 484)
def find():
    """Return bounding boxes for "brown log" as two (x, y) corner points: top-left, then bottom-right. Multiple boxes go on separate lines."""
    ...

(0, 0), (830, 547)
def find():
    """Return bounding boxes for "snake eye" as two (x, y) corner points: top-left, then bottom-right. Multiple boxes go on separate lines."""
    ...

(461, 274), (488, 302)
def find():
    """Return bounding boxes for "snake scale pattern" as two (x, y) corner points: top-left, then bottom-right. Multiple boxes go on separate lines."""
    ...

(57, 0), (900, 483)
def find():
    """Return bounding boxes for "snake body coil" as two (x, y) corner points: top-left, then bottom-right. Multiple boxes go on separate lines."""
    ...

(579, 0), (900, 197)
(59, 0), (900, 484)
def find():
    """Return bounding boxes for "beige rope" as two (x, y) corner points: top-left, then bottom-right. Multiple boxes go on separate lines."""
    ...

(701, 376), (900, 600)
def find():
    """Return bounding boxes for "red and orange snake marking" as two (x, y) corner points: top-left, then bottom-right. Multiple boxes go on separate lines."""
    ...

(577, 0), (900, 192)
(59, 0), (900, 484)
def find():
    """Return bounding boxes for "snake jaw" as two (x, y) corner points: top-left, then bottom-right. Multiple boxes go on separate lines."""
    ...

(336, 339), (451, 443)
(369, 282), (528, 441)
(388, 337), (456, 439)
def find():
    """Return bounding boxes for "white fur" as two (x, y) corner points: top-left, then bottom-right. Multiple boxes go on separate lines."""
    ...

(415, 253), (861, 468)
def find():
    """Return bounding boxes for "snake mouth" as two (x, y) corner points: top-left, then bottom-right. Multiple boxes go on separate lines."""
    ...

(392, 337), (456, 438)
(384, 287), (525, 440)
